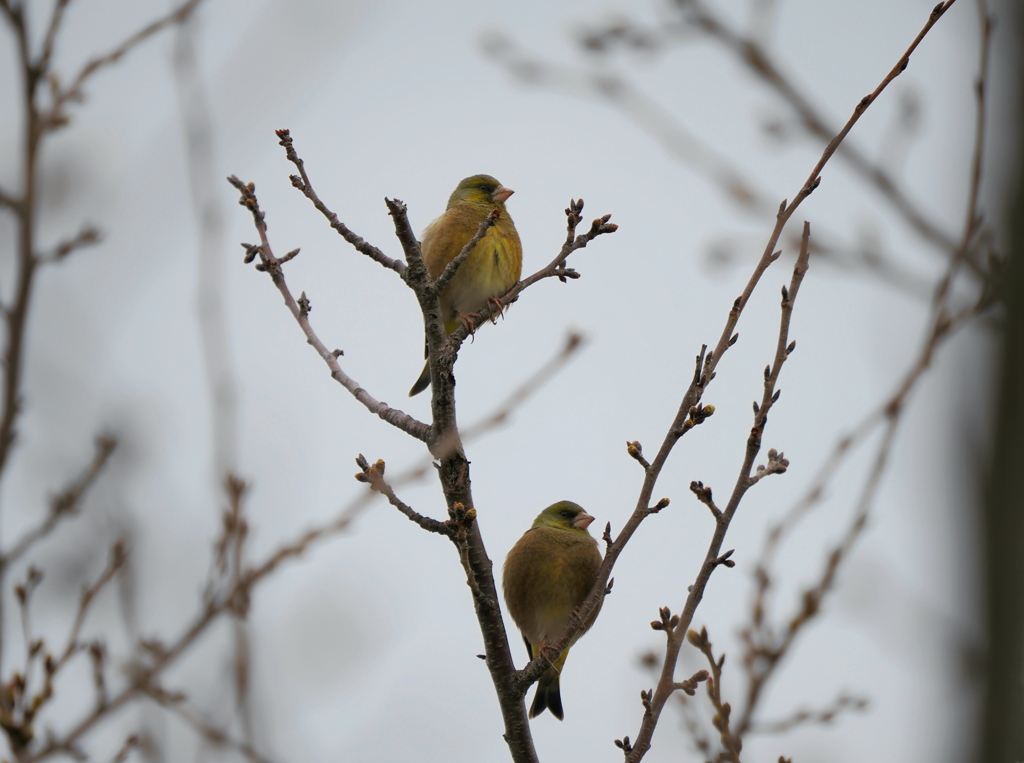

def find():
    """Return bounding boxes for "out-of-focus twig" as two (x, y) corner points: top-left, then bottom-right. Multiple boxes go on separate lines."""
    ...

(751, 693), (869, 735)
(142, 685), (274, 763)
(674, 0), (963, 262)
(1, 541), (127, 754)
(173, 13), (254, 750)
(43, 0), (208, 132)
(686, 627), (740, 762)
(482, 31), (776, 217)
(36, 226), (102, 265)
(2, 436), (117, 569)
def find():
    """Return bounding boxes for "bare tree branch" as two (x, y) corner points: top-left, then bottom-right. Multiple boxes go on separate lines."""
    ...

(142, 686), (274, 763)
(751, 693), (869, 735)
(603, 8), (961, 756)
(277, 130), (407, 275)
(676, 0), (962, 260)
(44, 0), (208, 132)
(2, 436), (117, 569)
(228, 175), (431, 442)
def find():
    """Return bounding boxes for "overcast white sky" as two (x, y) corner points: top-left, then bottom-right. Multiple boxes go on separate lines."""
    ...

(0, 0), (998, 761)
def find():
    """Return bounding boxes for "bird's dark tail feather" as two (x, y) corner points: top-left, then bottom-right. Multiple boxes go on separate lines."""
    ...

(408, 360), (431, 397)
(529, 679), (564, 721)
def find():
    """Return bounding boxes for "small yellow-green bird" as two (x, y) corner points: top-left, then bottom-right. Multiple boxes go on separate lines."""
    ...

(503, 501), (604, 720)
(408, 174), (523, 397)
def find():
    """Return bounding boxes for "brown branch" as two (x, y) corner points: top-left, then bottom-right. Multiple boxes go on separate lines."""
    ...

(35, 225), (101, 265)
(677, 0), (963, 261)
(3, 541), (127, 752)
(24, 490), (283, 761)
(959, 0), (990, 254)
(396, 213), (538, 761)
(107, 733), (140, 763)
(227, 175), (431, 443)
(687, 627), (741, 762)
(190, 329), (585, 615)
(36, 0), (72, 83)
(292, 157), (603, 763)
(482, 33), (777, 217)
(276, 129), (407, 275)
(354, 455), (452, 537)
(689, 481), (721, 520)
(238, 134), (610, 763)
(486, 17), (965, 295)
(53, 541), (128, 676)
(604, 223), (805, 761)
(625, 7), (961, 753)
(746, 9), (992, 725)
(353, 190), (524, 763)
(742, 283), (989, 739)
(563, 2), (967, 269)
(173, 15), (240, 484)
(750, 692), (869, 735)
(44, 0), (208, 132)
(2, 436), (117, 569)
(141, 686), (274, 763)
(0, 185), (19, 212)
(741, 119), (990, 742)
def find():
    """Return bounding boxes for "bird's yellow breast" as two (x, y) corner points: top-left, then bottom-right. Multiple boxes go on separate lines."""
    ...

(421, 202), (523, 321)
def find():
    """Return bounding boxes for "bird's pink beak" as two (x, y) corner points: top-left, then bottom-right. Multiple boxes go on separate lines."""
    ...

(492, 185), (514, 204)
(573, 511), (595, 530)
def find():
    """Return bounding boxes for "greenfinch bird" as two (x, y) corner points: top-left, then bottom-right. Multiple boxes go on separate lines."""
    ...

(502, 501), (603, 720)
(408, 174), (523, 396)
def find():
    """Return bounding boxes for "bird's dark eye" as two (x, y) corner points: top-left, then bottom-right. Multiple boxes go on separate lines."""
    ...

(560, 510), (573, 519)
(479, 184), (491, 192)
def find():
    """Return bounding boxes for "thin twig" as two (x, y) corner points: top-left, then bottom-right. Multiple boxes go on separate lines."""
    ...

(227, 175), (431, 443)
(462, 330), (585, 440)
(37, 0), (72, 81)
(2, 436), (117, 568)
(0, 185), (21, 212)
(277, 130), (407, 275)
(142, 686), (274, 763)
(750, 693), (869, 735)
(687, 627), (740, 762)
(45, 0), (208, 132)
(354, 455), (452, 537)
(108, 734), (141, 763)
(676, 0), (963, 261)
(36, 226), (101, 265)
(53, 541), (128, 675)
(448, 200), (617, 348)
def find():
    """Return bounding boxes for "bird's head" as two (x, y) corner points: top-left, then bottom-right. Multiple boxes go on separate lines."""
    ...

(448, 174), (514, 209)
(532, 501), (596, 532)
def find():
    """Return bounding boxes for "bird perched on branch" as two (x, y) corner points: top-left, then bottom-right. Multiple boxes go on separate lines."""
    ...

(503, 501), (604, 720)
(408, 174), (522, 397)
